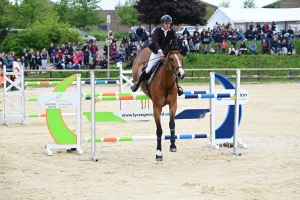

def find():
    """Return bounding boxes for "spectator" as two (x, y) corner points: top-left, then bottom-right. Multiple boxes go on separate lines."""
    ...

(141, 29), (148, 43)
(249, 40), (257, 54)
(193, 32), (201, 53)
(202, 46), (208, 54)
(261, 34), (269, 45)
(189, 38), (196, 53)
(28, 49), (36, 70)
(262, 22), (269, 34)
(21, 48), (27, 59)
(76, 41), (83, 51)
(231, 34), (238, 48)
(135, 25), (143, 42)
(235, 48), (241, 56)
(181, 35), (189, 56)
(229, 45), (235, 55)
(240, 41), (247, 54)
(41, 48), (47, 70)
(271, 37), (279, 54)
(262, 39), (269, 54)
(90, 42), (98, 60)
(256, 22), (262, 35)
(109, 31), (117, 43)
(83, 48), (90, 69)
(94, 54), (102, 69)
(7, 53), (14, 68)
(244, 27), (253, 41)
(57, 49), (63, 59)
(60, 54), (66, 69)
(287, 40), (293, 55)
(193, 27), (200, 37)
(182, 28), (190, 40)
(205, 32), (213, 49)
(12, 52), (17, 61)
(129, 29), (138, 45)
(35, 51), (42, 70)
(237, 28), (246, 41)
(76, 49), (83, 66)
(267, 28), (273, 39)
(53, 54), (61, 69)
(110, 45), (121, 68)
(214, 31), (223, 51)
(209, 47), (216, 54)
(100, 57), (108, 69)
(119, 43), (127, 62)
(253, 28), (259, 41)
(221, 41), (227, 54)
(82, 42), (90, 52)
(281, 40), (287, 54)
(287, 26), (295, 39)
(66, 42), (73, 56)
(177, 35), (183, 49)
(72, 42), (76, 53)
(48, 43), (54, 64)
(213, 22), (219, 30)
(71, 57), (80, 69)
(281, 28), (286, 37)
(271, 21), (276, 32)
(121, 36), (128, 45)
(128, 52), (136, 64)
(20, 56), (28, 71)
(249, 22), (254, 31)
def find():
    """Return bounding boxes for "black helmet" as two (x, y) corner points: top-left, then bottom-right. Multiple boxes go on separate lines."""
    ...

(161, 15), (172, 23)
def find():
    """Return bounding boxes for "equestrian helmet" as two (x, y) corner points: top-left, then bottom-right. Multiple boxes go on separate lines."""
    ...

(161, 15), (172, 23)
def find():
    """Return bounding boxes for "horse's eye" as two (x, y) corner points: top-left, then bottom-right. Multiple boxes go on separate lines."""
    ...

(170, 58), (173, 61)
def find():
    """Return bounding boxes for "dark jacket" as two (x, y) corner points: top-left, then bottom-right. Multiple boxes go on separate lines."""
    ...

(148, 26), (178, 54)
(136, 28), (143, 37)
(83, 51), (90, 60)
(214, 33), (223, 43)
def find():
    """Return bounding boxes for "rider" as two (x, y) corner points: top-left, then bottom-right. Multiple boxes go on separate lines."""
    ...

(131, 14), (184, 96)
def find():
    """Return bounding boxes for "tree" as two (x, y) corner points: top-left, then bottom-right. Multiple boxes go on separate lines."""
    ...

(68, 0), (105, 30)
(219, 0), (230, 8)
(242, 0), (256, 8)
(273, 0), (282, 8)
(117, 0), (139, 28)
(53, 0), (73, 23)
(134, 0), (206, 27)
(204, 6), (215, 22)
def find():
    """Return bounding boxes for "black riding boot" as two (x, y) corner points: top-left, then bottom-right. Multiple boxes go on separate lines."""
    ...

(176, 78), (184, 96)
(131, 71), (147, 92)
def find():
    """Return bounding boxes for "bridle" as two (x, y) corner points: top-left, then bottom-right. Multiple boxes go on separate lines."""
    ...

(166, 51), (184, 79)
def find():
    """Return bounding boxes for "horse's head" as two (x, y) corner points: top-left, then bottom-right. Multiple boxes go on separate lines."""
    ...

(167, 46), (185, 80)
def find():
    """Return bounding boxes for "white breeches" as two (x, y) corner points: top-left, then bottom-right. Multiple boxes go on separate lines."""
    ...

(145, 52), (161, 73)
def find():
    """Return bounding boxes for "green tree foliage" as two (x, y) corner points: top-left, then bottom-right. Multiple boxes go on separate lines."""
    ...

(53, 0), (72, 23)
(273, 0), (282, 8)
(134, 0), (206, 26)
(219, 0), (230, 8)
(204, 6), (216, 22)
(242, 0), (256, 8)
(68, 0), (105, 29)
(117, 0), (139, 28)
(0, 17), (82, 54)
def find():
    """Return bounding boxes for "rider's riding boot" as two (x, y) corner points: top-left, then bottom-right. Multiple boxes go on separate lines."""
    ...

(178, 86), (184, 96)
(131, 70), (147, 92)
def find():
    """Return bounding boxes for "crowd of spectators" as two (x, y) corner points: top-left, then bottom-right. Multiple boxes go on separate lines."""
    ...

(177, 22), (297, 56)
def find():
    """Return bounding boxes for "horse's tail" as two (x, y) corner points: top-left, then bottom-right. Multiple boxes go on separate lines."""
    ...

(124, 41), (150, 70)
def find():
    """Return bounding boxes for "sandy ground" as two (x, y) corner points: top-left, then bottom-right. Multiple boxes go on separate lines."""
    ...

(0, 81), (300, 200)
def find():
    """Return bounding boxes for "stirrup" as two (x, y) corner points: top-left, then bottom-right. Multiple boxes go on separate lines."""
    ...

(131, 83), (140, 92)
(178, 86), (184, 96)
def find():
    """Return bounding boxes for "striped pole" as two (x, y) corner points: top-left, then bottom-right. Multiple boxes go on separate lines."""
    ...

(95, 93), (235, 101)
(83, 134), (209, 142)
(26, 113), (77, 117)
(25, 80), (119, 86)
(83, 90), (209, 98)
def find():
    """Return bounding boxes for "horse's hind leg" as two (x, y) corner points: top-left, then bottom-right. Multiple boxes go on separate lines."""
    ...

(154, 105), (163, 161)
(169, 102), (177, 152)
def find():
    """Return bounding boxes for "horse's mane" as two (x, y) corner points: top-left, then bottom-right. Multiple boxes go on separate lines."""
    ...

(124, 41), (151, 70)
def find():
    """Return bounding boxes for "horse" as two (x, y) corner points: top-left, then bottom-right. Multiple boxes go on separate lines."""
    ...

(131, 46), (185, 161)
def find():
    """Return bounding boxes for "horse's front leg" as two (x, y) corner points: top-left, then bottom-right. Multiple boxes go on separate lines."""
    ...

(154, 105), (163, 161)
(169, 101), (177, 152)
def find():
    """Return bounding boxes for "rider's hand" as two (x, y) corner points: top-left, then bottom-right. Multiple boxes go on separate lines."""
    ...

(159, 52), (165, 58)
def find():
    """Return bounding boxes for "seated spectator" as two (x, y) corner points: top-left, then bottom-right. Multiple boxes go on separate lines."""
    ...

(229, 45), (235, 55)
(193, 32), (201, 53)
(287, 40), (293, 55)
(261, 39), (269, 54)
(271, 38), (279, 55)
(76, 50), (83, 66)
(277, 40), (282, 54)
(121, 36), (128, 45)
(209, 47), (216, 54)
(53, 54), (61, 69)
(287, 26), (295, 39)
(244, 27), (253, 41)
(281, 40), (287, 54)
(253, 28), (259, 41)
(100, 57), (108, 69)
(267, 29), (273, 39)
(240, 41), (247, 54)
(60, 54), (67, 69)
(94, 54), (102, 69)
(128, 52), (136, 64)
(189, 38), (196, 53)
(221, 41), (227, 54)
(261, 34), (269, 45)
(281, 28), (286, 37)
(237, 28), (246, 41)
(235, 49), (241, 56)
(119, 43), (127, 62)
(249, 41), (257, 54)
(202, 46), (208, 54)
(110, 45), (122, 68)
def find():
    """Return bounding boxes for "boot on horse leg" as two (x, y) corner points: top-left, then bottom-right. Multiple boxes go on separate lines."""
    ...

(131, 68), (147, 92)
(169, 120), (177, 152)
(156, 125), (163, 161)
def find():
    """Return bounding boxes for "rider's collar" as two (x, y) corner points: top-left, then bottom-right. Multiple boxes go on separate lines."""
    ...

(161, 27), (170, 32)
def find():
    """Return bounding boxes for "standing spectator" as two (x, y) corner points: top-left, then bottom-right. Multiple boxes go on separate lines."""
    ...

(66, 42), (73, 55)
(262, 39), (269, 54)
(249, 40), (257, 54)
(221, 41), (227, 54)
(135, 25), (143, 42)
(193, 27), (200, 37)
(256, 22), (262, 35)
(48, 43), (54, 64)
(83, 48), (90, 69)
(240, 41), (247, 54)
(249, 22), (254, 31)
(271, 21), (276, 32)
(188, 38), (196, 53)
(35, 51), (42, 70)
(181, 35), (189, 56)
(287, 40), (293, 55)
(82, 42), (90, 52)
(141, 29), (148, 42)
(28, 49), (35, 70)
(41, 48), (48, 70)
(12, 52), (17, 61)
(90, 42), (98, 60)
(51, 49), (56, 66)
(7, 53), (14, 68)
(262, 22), (269, 34)
(214, 31), (223, 52)
(71, 42), (76, 53)
(76, 41), (83, 51)
(76, 50), (83, 66)
(205, 32), (212, 49)
(182, 28), (190, 40)
(193, 32), (201, 53)
(20, 56), (28, 72)
(129, 29), (138, 45)
(21, 48), (27, 58)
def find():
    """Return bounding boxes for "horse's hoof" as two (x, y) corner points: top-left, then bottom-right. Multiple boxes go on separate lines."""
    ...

(156, 155), (163, 161)
(169, 147), (177, 152)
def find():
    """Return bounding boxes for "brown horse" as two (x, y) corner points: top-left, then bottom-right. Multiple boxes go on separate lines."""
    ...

(132, 46), (185, 161)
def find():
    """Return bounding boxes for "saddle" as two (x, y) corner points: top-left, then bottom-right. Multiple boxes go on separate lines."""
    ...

(138, 59), (164, 85)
